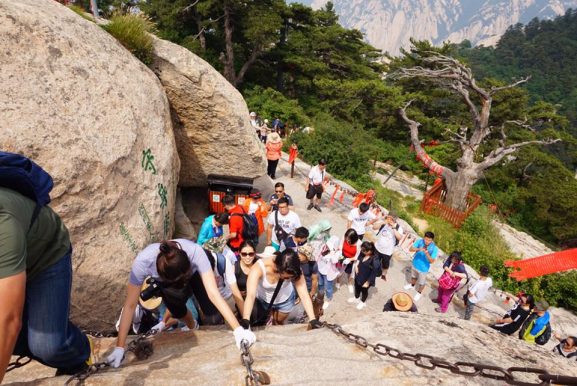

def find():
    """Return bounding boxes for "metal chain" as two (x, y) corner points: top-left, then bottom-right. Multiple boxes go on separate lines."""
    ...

(322, 322), (577, 385)
(6, 356), (32, 372)
(240, 340), (270, 386)
(64, 329), (159, 385)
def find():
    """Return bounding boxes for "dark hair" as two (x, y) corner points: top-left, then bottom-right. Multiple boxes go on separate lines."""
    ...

(274, 182), (285, 189)
(156, 240), (191, 284)
(360, 241), (376, 256)
(567, 337), (577, 346)
(524, 294), (535, 310)
(424, 231), (435, 239)
(222, 194), (235, 206)
(449, 251), (463, 262)
(295, 227), (309, 239)
(480, 265), (490, 276)
(239, 240), (257, 256)
(274, 249), (302, 279)
(359, 202), (370, 213)
(344, 228), (359, 244)
(277, 197), (289, 206)
(318, 159), (327, 165)
(214, 212), (229, 225)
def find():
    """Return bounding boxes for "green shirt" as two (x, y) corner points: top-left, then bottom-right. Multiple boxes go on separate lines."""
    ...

(0, 187), (71, 280)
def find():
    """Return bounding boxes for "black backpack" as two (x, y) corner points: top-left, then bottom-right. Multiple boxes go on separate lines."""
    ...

(231, 207), (259, 245)
(518, 313), (552, 345)
(274, 210), (289, 243)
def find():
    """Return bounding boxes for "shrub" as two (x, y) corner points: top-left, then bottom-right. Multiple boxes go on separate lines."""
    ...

(103, 14), (155, 65)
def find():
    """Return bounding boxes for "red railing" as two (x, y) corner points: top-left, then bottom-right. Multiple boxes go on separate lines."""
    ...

(420, 181), (481, 228)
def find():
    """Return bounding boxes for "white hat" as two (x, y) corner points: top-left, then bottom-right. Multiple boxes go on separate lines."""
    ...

(257, 246), (278, 259)
(250, 112), (257, 117)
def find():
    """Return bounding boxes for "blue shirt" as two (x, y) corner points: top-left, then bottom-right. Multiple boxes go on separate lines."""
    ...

(412, 239), (438, 273)
(197, 215), (223, 246)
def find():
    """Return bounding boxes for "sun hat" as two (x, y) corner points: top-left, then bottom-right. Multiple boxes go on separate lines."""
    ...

(269, 132), (281, 143)
(139, 277), (162, 310)
(250, 112), (257, 117)
(392, 292), (413, 312)
(298, 244), (315, 262)
(257, 246), (278, 259)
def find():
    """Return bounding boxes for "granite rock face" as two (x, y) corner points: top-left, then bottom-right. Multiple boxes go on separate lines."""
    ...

(0, 0), (179, 328)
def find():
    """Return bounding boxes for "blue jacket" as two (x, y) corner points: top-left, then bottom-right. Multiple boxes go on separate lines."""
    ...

(197, 215), (223, 246)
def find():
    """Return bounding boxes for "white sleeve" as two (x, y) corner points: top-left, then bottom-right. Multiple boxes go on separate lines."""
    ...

(294, 213), (302, 228)
(368, 211), (377, 220)
(347, 209), (355, 221)
(267, 212), (275, 226)
(225, 258), (236, 285)
(308, 167), (315, 179)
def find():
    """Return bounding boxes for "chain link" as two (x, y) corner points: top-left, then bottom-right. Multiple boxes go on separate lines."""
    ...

(322, 322), (577, 385)
(240, 340), (270, 386)
(6, 356), (32, 372)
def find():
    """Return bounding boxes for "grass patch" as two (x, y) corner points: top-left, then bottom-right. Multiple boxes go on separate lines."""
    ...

(102, 14), (155, 65)
(68, 5), (94, 21)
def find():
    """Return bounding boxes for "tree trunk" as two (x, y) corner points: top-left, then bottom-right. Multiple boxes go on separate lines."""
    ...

(193, 14), (206, 51)
(222, 1), (236, 86)
(443, 169), (479, 211)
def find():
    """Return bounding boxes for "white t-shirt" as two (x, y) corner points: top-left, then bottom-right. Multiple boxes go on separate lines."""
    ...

(308, 165), (325, 185)
(468, 277), (493, 304)
(374, 224), (396, 255)
(347, 208), (376, 235)
(267, 210), (301, 244)
(248, 201), (259, 214)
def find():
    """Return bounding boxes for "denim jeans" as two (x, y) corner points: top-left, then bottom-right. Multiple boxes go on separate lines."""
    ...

(318, 273), (333, 301)
(13, 249), (90, 371)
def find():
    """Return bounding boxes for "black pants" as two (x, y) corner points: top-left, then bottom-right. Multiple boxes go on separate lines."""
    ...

(354, 282), (369, 302)
(267, 159), (279, 178)
(378, 251), (392, 270)
(160, 283), (194, 319)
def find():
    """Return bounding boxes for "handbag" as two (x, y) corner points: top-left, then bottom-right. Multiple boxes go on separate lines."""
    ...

(438, 271), (462, 290)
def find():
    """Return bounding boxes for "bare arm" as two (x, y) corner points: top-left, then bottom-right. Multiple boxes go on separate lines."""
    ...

(266, 223), (273, 246)
(0, 272), (25, 383)
(229, 282), (245, 314)
(346, 220), (352, 230)
(295, 275), (316, 321)
(242, 264), (263, 321)
(200, 271), (240, 330)
(310, 273), (319, 297)
(115, 283), (141, 349)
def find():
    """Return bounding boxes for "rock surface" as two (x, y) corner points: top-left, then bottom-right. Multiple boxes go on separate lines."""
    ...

(150, 37), (266, 188)
(493, 221), (553, 259)
(0, 0), (179, 328)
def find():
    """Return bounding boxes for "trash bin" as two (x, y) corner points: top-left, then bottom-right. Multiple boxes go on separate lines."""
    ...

(207, 174), (254, 213)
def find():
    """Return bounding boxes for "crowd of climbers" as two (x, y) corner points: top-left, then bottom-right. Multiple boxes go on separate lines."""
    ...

(1, 134), (575, 381)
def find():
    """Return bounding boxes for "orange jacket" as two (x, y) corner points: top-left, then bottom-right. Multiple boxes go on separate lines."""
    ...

(265, 141), (282, 161)
(243, 198), (269, 235)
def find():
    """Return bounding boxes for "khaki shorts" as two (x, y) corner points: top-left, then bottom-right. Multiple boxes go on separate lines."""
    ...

(411, 267), (428, 286)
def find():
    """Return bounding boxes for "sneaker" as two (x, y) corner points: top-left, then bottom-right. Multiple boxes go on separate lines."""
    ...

(314, 205), (322, 212)
(356, 301), (367, 310)
(307, 203), (314, 210)
(348, 284), (354, 294)
(403, 283), (414, 290)
(434, 307), (445, 313)
(347, 297), (358, 304)
(334, 282), (341, 290)
(322, 301), (331, 310)
(432, 298), (439, 303)
(381, 275), (387, 281)
(414, 293), (422, 302)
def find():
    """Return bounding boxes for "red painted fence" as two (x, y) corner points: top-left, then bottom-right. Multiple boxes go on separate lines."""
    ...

(420, 182), (481, 228)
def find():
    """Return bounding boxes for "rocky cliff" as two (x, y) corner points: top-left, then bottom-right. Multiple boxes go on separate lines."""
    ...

(305, 0), (577, 54)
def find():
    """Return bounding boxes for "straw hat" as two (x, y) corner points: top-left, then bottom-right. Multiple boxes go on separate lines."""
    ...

(392, 292), (413, 312)
(257, 246), (278, 259)
(139, 277), (162, 310)
(298, 244), (315, 262)
(268, 132), (281, 143)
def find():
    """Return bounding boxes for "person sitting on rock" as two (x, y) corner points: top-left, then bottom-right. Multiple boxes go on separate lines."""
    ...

(107, 240), (255, 368)
(383, 292), (418, 313)
(197, 212), (229, 246)
(519, 300), (552, 345)
(241, 247), (321, 328)
(489, 293), (534, 335)
(552, 333), (577, 360)
(348, 241), (379, 310)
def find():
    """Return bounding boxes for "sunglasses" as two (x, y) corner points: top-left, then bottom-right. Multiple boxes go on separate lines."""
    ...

(240, 252), (256, 257)
(275, 190), (284, 193)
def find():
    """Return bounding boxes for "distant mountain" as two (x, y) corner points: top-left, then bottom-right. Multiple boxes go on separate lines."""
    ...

(291, 0), (577, 54)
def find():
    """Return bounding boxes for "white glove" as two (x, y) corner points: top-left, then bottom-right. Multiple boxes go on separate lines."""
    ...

(343, 258), (352, 265)
(106, 347), (125, 368)
(150, 321), (166, 334)
(233, 326), (256, 350)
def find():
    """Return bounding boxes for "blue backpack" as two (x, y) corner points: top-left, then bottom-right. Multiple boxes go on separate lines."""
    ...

(0, 151), (54, 230)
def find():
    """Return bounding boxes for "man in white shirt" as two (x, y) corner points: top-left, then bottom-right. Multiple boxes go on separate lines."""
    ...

(346, 202), (378, 240)
(305, 159), (327, 212)
(464, 265), (493, 320)
(266, 197), (302, 251)
(373, 214), (405, 282)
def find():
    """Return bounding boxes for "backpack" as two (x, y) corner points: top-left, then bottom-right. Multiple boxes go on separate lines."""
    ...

(274, 210), (290, 243)
(518, 313), (551, 345)
(231, 207), (259, 245)
(204, 248), (227, 280)
(0, 151), (54, 230)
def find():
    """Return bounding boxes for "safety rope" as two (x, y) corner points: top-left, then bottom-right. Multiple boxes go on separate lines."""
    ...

(321, 322), (577, 385)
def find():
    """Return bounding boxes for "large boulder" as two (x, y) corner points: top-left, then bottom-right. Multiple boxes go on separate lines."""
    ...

(0, 0), (179, 328)
(150, 37), (267, 188)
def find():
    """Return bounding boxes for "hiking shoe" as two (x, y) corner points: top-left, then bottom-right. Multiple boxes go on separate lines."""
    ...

(348, 284), (354, 294)
(413, 293), (422, 302)
(307, 203), (314, 210)
(434, 307), (445, 313)
(356, 301), (367, 310)
(322, 301), (331, 310)
(347, 297), (359, 304)
(431, 298), (439, 303)
(314, 205), (322, 212)
(381, 275), (387, 281)
(403, 283), (414, 290)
